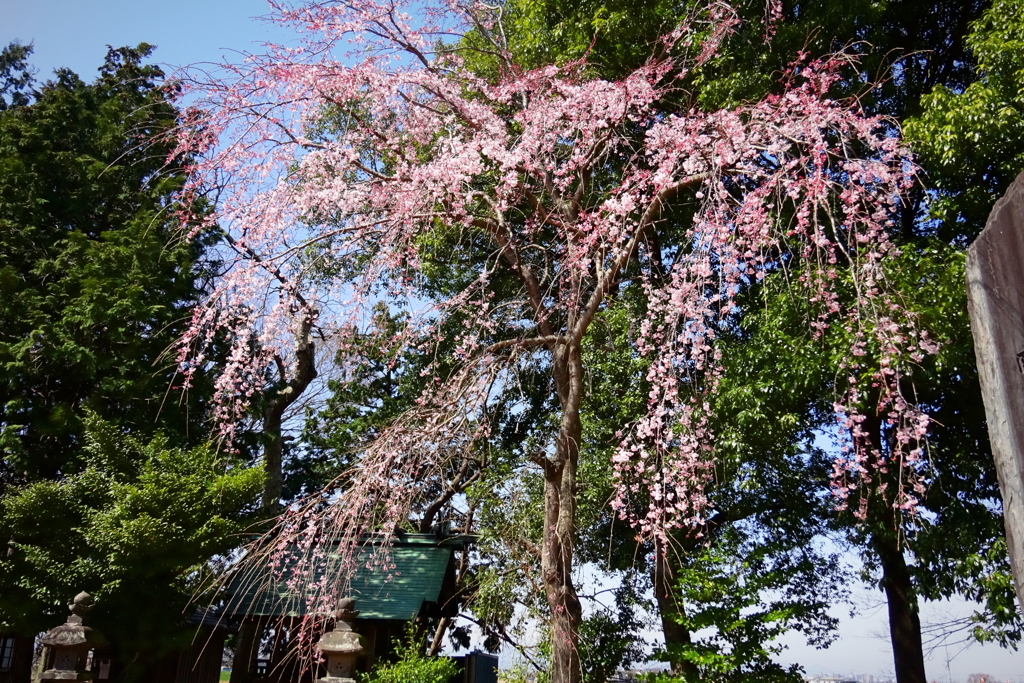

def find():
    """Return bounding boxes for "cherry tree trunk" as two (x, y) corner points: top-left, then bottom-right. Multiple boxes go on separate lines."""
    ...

(261, 405), (286, 512)
(260, 328), (317, 512)
(235, 331), (317, 682)
(874, 528), (927, 683)
(543, 343), (585, 683)
(652, 537), (700, 679)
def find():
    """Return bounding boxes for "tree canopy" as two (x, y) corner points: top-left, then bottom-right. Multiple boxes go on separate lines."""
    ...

(0, 45), (261, 681)
(0, 2), (1019, 682)
(174, 3), (947, 682)
(0, 414), (262, 671)
(0, 43), (217, 486)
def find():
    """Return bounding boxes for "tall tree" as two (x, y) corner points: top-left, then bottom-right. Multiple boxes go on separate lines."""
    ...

(0, 41), (35, 110)
(487, 2), (1024, 681)
(0, 43), (250, 663)
(906, 0), (1024, 237)
(176, 2), (935, 681)
(0, 415), (263, 682)
(0, 43), (217, 487)
(1, 413), (264, 679)
(452, 3), (1017, 682)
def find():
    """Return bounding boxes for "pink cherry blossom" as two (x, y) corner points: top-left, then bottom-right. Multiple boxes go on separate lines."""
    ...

(173, 1), (934, 678)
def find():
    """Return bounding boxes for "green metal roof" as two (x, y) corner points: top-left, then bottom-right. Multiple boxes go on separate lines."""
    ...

(349, 545), (451, 620)
(224, 535), (459, 621)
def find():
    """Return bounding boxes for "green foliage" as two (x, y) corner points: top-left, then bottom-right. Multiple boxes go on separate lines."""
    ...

(313, 0), (1022, 674)
(0, 46), (244, 672)
(662, 531), (839, 683)
(0, 43), (217, 485)
(461, 0), (985, 119)
(358, 628), (459, 683)
(448, 4), (873, 669)
(906, 0), (1024, 242)
(459, 0), (680, 78)
(0, 41), (34, 110)
(0, 413), (263, 654)
(578, 581), (649, 683)
(575, 300), (649, 567)
(682, 0), (1023, 659)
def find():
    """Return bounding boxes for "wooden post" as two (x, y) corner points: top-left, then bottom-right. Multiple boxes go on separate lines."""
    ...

(966, 170), (1024, 611)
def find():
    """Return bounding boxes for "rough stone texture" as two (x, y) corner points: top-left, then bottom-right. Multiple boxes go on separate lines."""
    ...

(39, 624), (92, 648)
(318, 598), (366, 683)
(38, 592), (107, 681)
(39, 672), (88, 681)
(967, 169), (1024, 611)
(39, 593), (106, 651)
(319, 629), (364, 655)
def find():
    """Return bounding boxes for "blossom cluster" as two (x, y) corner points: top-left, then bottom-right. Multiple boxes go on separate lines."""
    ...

(176, 0), (936, 659)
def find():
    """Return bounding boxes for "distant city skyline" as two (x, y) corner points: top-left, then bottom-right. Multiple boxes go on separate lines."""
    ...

(802, 673), (1022, 683)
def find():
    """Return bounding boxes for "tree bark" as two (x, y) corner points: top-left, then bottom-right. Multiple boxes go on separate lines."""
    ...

(260, 315), (317, 512)
(652, 537), (701, 680)
(229, 617), (263, 683)
(873, 526), (927, 683)
(542, 342), (584, 683)
(261, 404), (286, 512)
(234, 315), (317, 683)
(859, 413), (928, 683)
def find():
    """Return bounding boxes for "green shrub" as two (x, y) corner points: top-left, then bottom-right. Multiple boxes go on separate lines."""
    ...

(359, 630), (459, 683)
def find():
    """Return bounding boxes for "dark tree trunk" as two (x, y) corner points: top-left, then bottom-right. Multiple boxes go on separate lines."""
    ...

(540, 342), (584, 683)
(260, 316), (317, 512)
(858, 414), (928, 683)
(652, 537), (701, 680)
(235, 315), (317, 683)
(873, 523), (927, 683)
(229, 617), (263, 683)
(261, 405), (286, 512)
(543, 466), (583, 683)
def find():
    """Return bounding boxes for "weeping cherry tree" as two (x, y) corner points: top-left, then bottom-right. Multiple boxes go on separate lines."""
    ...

(174, 1), (937, 681)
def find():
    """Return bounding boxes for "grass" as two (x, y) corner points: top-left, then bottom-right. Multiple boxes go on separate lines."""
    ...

(220, 671), (231, 682)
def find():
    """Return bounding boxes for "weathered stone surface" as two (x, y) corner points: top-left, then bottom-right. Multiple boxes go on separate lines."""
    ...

(39, 670), (92, 680)
(967, 169), (1024, 612)
(39, 622), (99, 648)
(39, 591), (108, 681)
(318, 597), (366, 683)
(320, 629), (365, 654)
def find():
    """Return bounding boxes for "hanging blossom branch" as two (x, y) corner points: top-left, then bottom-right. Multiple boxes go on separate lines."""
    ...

(173, 0), (934, 673)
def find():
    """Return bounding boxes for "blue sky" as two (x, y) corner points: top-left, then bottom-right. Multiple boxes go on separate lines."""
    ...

(1, 0), (290, 82)
(1, 0), (1022, 680)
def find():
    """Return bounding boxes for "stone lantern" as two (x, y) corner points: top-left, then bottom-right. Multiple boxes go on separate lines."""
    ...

(39, 592), (108, 680)
(317, 597), (366, 683)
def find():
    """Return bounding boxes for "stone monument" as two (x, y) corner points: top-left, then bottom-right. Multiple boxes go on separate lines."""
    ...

(317, 597), (366, 683)
(39, 591), (108, 680)
(967, 169), (1024, 612)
